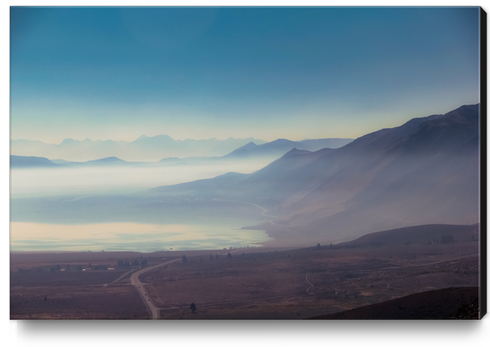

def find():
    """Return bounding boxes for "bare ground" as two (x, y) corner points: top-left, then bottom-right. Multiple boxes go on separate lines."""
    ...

(10, 239), (480, 319)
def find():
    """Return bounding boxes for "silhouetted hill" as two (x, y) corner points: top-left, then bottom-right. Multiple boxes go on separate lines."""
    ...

(12, 155), (133, 167)
(309, 287), (479, 319)
(335, 224), (479, 248)
(10, 155), (59, 168)
(83, 157), (127, 166)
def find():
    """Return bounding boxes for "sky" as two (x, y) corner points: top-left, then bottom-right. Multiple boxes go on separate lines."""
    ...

(10, 6), (481, 143)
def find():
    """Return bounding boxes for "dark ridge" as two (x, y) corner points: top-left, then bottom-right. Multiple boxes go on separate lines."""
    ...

(308, 287), (479, 320)
(10, 155), (58, 168)
(281, 148), (312, 158)
(85, 156), (126, 164)
(336, 224), (479, 248)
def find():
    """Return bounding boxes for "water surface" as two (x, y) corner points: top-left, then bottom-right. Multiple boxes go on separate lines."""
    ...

(10, 222), (271, 252)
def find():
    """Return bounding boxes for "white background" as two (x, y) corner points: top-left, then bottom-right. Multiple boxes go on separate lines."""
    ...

(3, 1), (490, 346)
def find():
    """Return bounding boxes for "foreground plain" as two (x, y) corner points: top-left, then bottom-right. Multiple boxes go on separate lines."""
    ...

(10, 224), (480, 319)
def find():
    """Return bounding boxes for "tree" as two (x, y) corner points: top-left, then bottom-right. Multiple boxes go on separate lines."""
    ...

(190, 303), (197, 313)
(227, 252), (232, 259)
(182, 255), (187, 263)
(317, 243), (321, 249)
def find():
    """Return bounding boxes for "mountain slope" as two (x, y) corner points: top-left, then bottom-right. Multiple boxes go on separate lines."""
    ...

(213, 104), (481, 244)
(336, 223), (479, 247)
(223, 138), (352, 159)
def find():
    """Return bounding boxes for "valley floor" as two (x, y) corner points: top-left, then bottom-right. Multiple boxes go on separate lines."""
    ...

(10, 237), (480, 320)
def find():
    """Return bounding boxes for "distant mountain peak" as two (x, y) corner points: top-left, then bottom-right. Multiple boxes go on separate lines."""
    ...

(93, 156), (125, 162)
(60, 138), (94, 145)
(82, 156), (127, 165)
(60, 138), (75, 145)
(243, 141), (257, 148)
(283, 148), (311, 157)
(269, 138), (294, 144)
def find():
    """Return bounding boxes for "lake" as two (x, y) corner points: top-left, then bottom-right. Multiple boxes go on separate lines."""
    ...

(10, 160), (275, 251)
(10, 221), (271, 252)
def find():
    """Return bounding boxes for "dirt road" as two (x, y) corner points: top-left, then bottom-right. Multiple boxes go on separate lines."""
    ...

(130, 258), (180, 319)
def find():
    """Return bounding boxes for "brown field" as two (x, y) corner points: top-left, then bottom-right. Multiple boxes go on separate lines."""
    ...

(146, 241), (479, 319)
(10, 284), (148, 319)
(10, 238), (479, 320)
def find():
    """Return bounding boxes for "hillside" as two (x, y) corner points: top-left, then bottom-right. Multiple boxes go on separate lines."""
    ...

(309, 287), (479, 319)
(150, 104), (480, 245)
(10, 155), (59, 168)
(229, 104), (480, 244)
(223, 138), (350, 159)
(11, 155), (130, 168)
(335, 224), (479, 248)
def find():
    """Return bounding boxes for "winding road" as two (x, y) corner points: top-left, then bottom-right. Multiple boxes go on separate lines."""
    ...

(130, 258), (180, 319)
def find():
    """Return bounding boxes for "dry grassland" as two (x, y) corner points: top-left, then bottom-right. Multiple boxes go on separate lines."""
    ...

(10, 239), (479, 319)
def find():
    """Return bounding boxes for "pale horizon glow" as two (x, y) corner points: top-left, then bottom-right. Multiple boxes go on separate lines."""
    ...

(10, 101), (477, 144)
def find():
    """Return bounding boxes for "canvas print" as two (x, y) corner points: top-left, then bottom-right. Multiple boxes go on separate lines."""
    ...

(10, 6), (485, 320)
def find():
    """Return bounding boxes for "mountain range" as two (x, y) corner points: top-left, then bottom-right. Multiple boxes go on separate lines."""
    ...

(223, 138), (352, 159)
(153, 104), (480, 245)
(10, 104), (480, 247)
(11, 138), (353, 167)
(11, 135), (353, 162)
(10, 135), (266, 162)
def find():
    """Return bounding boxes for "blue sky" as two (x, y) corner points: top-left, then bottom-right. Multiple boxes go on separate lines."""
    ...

(10, 7), (480, 143)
